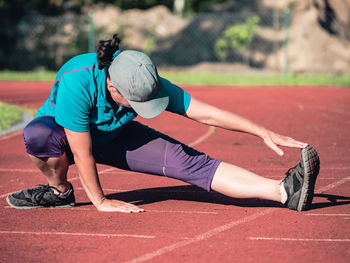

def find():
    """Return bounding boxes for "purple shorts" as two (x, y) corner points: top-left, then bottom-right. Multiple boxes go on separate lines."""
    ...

(23, 116), (221, 191)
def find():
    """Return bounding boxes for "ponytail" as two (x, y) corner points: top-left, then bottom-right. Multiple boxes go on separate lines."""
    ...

(97, 33), (121, 70)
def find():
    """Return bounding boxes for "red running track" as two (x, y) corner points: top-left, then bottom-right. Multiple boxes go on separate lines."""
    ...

(0, 81), (349, 263)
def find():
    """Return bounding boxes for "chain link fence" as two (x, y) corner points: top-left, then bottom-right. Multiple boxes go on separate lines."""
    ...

(151, 11), (287, 70)
(16, 14), (91, 70)
(12, 10), (292, 73)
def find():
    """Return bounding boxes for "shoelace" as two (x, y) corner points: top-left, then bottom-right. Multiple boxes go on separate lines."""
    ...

(31, 184), (61, 204)
(282, 162), (303, 184)
(285, 165), (297, 176)
(286, 159), (304, 176)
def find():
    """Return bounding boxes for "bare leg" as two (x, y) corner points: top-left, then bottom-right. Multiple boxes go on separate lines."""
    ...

(28, 153), (70, 193)
(211, 162), (282, 202)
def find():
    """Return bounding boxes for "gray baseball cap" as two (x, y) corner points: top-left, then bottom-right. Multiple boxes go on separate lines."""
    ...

(108, 50), (169, 119)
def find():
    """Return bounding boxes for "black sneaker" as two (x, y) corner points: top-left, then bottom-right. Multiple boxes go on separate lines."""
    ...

(282, 145), (320, 211)
(6, 182), (75, 209)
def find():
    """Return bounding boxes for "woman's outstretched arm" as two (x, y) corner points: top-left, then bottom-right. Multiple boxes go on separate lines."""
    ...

(184, 96), (307, 155)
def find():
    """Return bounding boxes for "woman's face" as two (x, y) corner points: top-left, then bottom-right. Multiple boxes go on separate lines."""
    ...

(106, 76), (131, 108)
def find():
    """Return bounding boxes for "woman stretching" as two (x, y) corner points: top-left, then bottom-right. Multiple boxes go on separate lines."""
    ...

(7, 34), (319, 213)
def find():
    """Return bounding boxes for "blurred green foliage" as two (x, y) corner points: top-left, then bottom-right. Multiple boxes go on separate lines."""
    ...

(144, 24), (157, 55)
(215, 16), (260, 61)
(0, 102), (22, 131)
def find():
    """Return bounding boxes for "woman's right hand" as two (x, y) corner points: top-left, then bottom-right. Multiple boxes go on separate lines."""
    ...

(96, 198), (145, 213)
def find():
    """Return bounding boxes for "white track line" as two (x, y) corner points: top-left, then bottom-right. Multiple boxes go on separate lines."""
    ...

(250, 178), (350, 244)
(3, 206), (219, 215)
(188, 126), (215, 147)
(0, 169), (39, 173)
(0, 167), (116, 175)
(76, 187), (202, 193)
(305, 214), (350, 217)
(126, 176), (350, 263)
(309, 105), (350, 117)
(0, 230), (154, 239)
(99, 168), (117, 174)
(126, 208), (276, 263)
(0, 167), (116, 198)
(249, 237), (350, 242)
(317, 176), (350, 193)
(54, 167), (116, 183)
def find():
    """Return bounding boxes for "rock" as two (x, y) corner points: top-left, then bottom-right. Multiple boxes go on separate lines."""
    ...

(313, 0), (350, 41)
(85, 4), (187, 51)
(83, 1), (350, 73)
(288, 0), (350, 73)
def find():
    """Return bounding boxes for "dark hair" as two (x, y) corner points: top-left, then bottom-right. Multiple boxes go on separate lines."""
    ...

(97, 33), (121, 70)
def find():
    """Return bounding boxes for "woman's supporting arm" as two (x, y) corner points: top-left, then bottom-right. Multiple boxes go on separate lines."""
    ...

(64, 128), (144, 212)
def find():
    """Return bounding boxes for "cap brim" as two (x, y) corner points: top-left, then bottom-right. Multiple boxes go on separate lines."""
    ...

(128, 79), (169, 119)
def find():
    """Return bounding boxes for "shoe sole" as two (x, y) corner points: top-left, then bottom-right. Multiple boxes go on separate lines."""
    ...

(6, 195), (75, 209)
(297, 145), (320, 211)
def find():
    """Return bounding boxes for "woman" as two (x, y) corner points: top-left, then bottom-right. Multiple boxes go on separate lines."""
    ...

(6, 34), (319, 213)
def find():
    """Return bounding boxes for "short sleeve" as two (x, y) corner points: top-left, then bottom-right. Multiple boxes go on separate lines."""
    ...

(55, 75), (92, 132)
(160, 77), (191, 115)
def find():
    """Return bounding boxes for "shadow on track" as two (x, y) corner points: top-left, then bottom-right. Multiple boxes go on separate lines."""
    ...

(309, 193), (350, 210)
(75, 187), (350, 210)
(102, 185), (283, 208)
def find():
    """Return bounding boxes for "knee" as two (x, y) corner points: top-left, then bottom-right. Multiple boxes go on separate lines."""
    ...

(23, 117), (65, 156)
(164, 143), (220, 191)
(165, 143), (208, 176)
(24, 119), (49, 147)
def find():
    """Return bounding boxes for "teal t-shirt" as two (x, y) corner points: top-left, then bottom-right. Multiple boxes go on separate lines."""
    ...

(36, 52), (191, 146)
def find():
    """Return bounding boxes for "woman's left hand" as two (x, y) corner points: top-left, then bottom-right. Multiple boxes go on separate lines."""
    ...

(262, 129), (308, 156)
